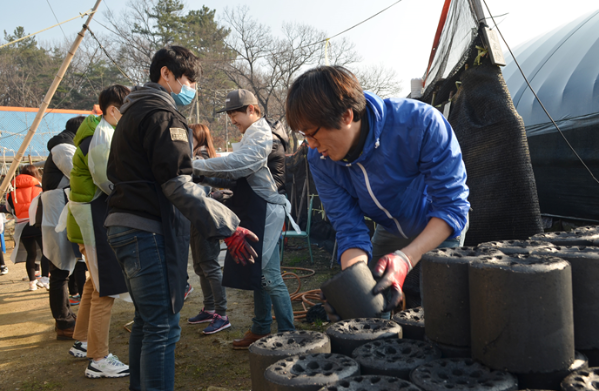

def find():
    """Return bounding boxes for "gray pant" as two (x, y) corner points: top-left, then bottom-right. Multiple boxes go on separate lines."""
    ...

(371, 219), (468, 309)
(190, 225), (227, 316)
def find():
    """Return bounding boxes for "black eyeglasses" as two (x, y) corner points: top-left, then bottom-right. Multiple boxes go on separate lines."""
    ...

(298, 127), (321, 140)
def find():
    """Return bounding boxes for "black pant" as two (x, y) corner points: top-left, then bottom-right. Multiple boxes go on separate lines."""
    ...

(20, 236), (50, 281)
(48, 261), (76, 329)
(0, 249), (5, 267)
(68, 261), (87, 296)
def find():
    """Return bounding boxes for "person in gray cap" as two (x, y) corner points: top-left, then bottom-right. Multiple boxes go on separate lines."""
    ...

(193, 89), (300, 348)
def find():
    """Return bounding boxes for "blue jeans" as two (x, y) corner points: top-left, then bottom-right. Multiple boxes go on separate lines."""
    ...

(251, 243), (295, 335)
(107, 227), (180, 391)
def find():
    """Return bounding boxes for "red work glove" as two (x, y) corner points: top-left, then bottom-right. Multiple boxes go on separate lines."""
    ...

(372, 250), (413, 312)
(224, 227), (259, 266)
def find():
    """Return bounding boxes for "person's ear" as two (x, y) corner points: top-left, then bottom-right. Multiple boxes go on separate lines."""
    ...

(247, 105), (254, 115)
(341, 109), (354, 125)
(161, 66), (171, 81)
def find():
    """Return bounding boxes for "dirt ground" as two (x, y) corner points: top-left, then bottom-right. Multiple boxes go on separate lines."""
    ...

(0, 237), (338, 391)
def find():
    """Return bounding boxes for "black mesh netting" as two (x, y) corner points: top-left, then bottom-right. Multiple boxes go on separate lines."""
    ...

(423, 32), (543, 245)
(423, 0), (478, 96)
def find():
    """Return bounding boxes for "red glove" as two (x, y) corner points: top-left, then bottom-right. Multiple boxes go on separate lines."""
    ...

(372, 250), (413, 312)
(224, 227), (259, 266)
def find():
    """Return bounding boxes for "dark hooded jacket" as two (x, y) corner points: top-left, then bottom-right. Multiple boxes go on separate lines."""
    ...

(106, 82), (194, 227)
(42, 128), (77, 191)
(106, 82), (239, 313)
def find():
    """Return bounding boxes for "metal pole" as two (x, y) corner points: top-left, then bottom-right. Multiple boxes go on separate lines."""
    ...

(225, 115), (228, 152)
(469, 0), (487, 25)
(0, 0), (103, 199)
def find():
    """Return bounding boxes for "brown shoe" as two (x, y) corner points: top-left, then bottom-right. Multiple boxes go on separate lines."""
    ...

(55, 326), (75, 340)
(232, 330), (269, 350)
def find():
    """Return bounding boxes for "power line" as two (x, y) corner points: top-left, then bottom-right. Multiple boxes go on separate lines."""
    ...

(328, 0), (403, 41)
(46, 0), (68, 38)
(45, 0), (99, 97)
(85, 25), (134, 84)
(238, 0), (405, 61)
(481, 0), (599, 186)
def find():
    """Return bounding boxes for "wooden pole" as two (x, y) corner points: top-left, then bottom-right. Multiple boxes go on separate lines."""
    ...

(0, 0), (102, 199)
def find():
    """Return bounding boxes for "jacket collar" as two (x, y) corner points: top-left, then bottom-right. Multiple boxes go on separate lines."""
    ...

(331, 91), (385, 166)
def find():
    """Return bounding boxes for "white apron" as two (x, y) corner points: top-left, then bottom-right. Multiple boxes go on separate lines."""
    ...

(41, 189), (76, 273)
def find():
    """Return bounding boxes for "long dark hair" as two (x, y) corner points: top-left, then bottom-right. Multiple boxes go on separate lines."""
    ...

(20, 165), (42, 181)
(190, 123), (216, 158)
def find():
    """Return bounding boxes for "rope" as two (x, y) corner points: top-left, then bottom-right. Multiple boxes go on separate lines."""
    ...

(0, 10), (95, 50)
(481, 0), (599, 186)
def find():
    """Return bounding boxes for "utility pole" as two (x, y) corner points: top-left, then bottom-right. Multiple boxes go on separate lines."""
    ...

(0, 0), (103, 199)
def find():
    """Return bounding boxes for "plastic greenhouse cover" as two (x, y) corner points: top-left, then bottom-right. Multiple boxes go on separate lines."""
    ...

(504, 9), (599, 137)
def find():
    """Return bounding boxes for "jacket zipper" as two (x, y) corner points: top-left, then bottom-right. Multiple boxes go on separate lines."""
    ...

(356, 162), (408, 239)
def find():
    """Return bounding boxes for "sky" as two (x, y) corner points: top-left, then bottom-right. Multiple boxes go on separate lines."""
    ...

(1, 0), (598, 95)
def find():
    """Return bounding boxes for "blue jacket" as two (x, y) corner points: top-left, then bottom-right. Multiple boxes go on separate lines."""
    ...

(308, 92), (470, 262)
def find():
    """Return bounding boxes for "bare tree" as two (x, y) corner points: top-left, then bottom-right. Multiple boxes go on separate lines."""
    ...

(219, 7), (363, 151)
(354, 65), (403, 98)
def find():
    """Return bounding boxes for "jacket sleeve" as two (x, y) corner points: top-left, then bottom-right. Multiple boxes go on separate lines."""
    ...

(161, 175), (239, 239)
(141, 113), (240, 238)
(141, 114), (193, 185)
(200, 176), (236, 189)
(193, 121), (272, 180)
(418, 107), (470, 236)
(309, 155), (373, 263)
(51, 144), (77, 179)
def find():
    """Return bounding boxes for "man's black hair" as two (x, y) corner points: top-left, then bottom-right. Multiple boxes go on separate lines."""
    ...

(149, 45), (202, 84)
(286, 66), (366, 132)
(99, 84), (131, 114)
(65, 116), (86, 135)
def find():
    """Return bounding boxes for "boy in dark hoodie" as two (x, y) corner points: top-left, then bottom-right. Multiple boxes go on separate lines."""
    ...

(106, 46), (257, 391)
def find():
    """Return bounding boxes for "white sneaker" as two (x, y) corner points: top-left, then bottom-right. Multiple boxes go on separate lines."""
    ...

(28, 281), (38, 291)
(37, 277), (50, 290)
(69, 341), (88, 358)
(85, 353), (130, 378)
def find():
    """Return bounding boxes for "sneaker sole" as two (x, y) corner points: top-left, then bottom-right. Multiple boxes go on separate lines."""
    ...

(203, 323), (231, 335)
(188, 319), (213, 325)
(85, 370), (130, 379)
(69, 350), (87, 358)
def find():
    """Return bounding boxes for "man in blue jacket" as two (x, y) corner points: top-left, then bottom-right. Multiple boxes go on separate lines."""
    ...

(285, 66), (470, 313)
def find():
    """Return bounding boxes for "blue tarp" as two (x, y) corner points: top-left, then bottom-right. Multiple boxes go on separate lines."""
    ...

(0, 109), (90, 157)
(503, 9), (599, 137)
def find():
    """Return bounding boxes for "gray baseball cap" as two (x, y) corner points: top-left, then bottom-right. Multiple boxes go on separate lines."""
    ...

(216, 89), (258, 113)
